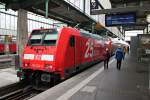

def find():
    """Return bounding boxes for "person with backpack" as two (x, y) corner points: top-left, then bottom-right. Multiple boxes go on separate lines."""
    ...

(115, 45), (124, 70)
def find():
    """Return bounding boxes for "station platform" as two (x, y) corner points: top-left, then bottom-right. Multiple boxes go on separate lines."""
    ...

(30, 54), (149, 100)
(0, 68), (19, 88)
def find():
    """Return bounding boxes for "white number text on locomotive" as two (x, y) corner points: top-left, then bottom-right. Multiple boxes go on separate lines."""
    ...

(85, 39), (94, 58)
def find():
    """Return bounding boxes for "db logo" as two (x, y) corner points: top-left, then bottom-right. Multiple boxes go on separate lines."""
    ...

(34, 55), (41, 60)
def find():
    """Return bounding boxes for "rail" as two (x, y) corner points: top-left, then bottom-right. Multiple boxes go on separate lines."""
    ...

(0, 54), (16, 69)
(0, 81), (41, 100)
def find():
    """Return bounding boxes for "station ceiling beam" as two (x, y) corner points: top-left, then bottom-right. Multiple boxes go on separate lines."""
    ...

(110, 0), (149, 4)
(91, 6), (150, 15)
(123, 24), (147, 31)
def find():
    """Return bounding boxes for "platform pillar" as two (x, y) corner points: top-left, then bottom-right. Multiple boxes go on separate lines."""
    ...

(83, 0), (86, 13)
(149, 63), (150, 90)
(17, 9), (28, 68)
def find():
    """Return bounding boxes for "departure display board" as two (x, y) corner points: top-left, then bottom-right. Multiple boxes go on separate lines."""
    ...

(105, 13), (136, 26)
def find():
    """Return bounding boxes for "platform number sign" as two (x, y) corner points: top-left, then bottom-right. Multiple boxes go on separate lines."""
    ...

(85, 39), (94, 58)
(90, 0), (98, 10)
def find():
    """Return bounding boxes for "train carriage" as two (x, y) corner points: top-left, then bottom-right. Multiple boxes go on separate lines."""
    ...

(0, 35), (16, 54)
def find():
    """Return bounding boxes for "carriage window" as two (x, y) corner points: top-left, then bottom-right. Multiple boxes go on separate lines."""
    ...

(69, 36), (75, 47)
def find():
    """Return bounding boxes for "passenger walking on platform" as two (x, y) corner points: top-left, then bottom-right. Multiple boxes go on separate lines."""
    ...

(115, 46), (124, 70)
(104, 48), (110, 69)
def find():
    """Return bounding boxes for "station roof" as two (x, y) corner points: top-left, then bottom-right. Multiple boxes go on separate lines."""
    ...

(91, 0), (150, 31)
(1, 0), (117, 37)
(0, 0), (96, 31)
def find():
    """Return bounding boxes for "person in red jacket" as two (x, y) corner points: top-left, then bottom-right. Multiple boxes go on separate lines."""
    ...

(104, 48), (111, 69)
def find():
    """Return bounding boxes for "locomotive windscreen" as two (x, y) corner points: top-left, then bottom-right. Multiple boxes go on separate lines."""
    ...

(28, 29), (58, 46)
(43, 34), (57, 45)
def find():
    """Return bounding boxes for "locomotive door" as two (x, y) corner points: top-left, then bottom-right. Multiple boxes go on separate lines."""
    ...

(69, 36), (81, 69)
(69, 36), (76, 69)
(74, 36), (81, 69)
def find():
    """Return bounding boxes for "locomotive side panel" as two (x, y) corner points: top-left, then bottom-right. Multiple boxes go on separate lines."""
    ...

(80, 37), (92, 64)
(93, 39), (103, 61)
(62, 30), (76, 77)
(55, 28), (69, 78)
(74, 35), (82, 68)
(79, 36), (103, 68)
(55, 28), (81, 78)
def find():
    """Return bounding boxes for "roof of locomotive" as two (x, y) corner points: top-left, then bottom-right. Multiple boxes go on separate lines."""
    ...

(31, 27), (77, 33)
(31, 28), (57, 32)
(30, 27), (103, 40)
(80, 29), (103, 40)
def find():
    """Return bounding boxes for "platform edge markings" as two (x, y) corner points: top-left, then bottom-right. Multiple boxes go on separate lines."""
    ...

(56, 59), (115, 100)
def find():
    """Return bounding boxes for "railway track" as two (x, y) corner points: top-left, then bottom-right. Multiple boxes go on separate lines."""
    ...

(0, 81), (41, 100)
(0, 55), (15, 69)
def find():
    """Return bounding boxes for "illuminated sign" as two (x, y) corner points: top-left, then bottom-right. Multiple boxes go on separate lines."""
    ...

(105, 13), (136, 26)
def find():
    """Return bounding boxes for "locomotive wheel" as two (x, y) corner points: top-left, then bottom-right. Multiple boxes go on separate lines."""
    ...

(35, 73), (41, 88)
(22, 70), (61, 90)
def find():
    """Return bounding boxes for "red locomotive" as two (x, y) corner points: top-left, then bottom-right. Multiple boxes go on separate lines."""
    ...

(17, 27), (112, 88)
(0, 35), (16, 54)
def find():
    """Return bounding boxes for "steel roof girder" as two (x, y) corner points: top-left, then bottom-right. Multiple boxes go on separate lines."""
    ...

(91, 6), (150, 15)
(5, 0), (46, 10)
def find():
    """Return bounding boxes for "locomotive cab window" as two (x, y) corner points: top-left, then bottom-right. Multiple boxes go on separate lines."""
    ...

(43, 33), (58, 46)
(28, 29), (58, 46)
(43, 30), (58, 46)
(28, 31), (43, 45)
(69, 36), (75, 47)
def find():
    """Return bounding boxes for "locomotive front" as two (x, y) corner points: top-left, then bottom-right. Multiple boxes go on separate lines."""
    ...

(18, 29), (60, 88)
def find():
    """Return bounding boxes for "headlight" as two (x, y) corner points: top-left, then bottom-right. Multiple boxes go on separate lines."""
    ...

(24, 63), (29, 67)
